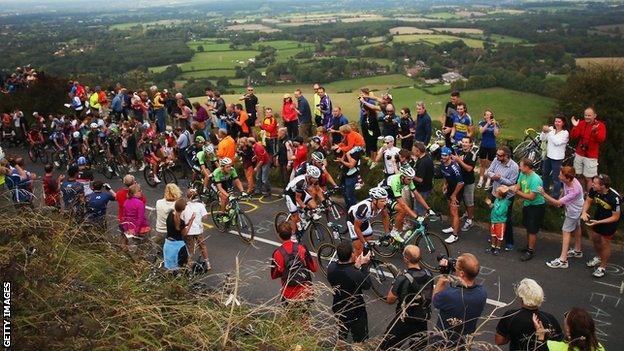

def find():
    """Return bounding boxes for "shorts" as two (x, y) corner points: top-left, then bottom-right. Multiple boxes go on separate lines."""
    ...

(462, 183), (475, 207)
(285, 192), (312, 213)
(573, 154), (598, 178)
(478, 147), (496, 161)
(490, 223), (505, 241)
(562, 216), (580, 233)
(522, 204), (545, 234)
(348, 220), (373, 240)
(591, 222), (618, 237)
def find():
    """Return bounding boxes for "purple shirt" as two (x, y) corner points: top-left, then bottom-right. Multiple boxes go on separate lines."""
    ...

(558, 178), (584, 218)
(194, 106), (209, 122)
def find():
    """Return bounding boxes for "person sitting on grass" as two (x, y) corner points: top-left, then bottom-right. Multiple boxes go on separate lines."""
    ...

(484, 185), (511, 255)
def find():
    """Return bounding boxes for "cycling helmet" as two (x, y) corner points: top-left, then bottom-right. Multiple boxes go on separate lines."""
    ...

(89, 122), (98, 129)
(219, 157), (232, 167)
(311, 151), (325, 162)
(306, 165), (321, 179)
(77, 156), (87, 166)
(195, 136), (205, 143)
(72, 131), (80, 138)
(369, 187), (388, 200)
(203, 144), (214, 154)
(142, 122), (150, 130)
(399, 164), (416, 178)
(109, 126), (119, 134)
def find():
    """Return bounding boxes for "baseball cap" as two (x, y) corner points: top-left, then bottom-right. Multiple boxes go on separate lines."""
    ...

(383, 135), (394, 143)
(440, 147), (452, 156)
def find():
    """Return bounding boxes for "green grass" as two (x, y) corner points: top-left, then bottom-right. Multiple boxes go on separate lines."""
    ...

(393, 34), (485, 48)
(424, 11), (461, 19)
(150, 50), (259, 73)
(187, 38), (231, 52)
(475, 34), (526, 44)
(251, 40), (314, 62)
(179, 69), (237, 79)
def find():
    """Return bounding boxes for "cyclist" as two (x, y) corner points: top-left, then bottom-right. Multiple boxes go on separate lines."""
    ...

(143, 136), (165, 183)
(68, 131), (84, 162)
(76, 156), (94, 196)
(295, 151), (338, 190)
(213, 157), (247, 219)
(380, 164), (433, 243)
(348, 187), (391, 258)
(194, 143), (218, 190)
(284, 165), (324, 238)
(48, 123), (67, 167)
(186, 135), (205, 174)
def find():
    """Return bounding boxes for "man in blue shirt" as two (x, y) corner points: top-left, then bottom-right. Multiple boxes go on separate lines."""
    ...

(60, 165), (85, 215)
(450, 102), (472, 145)
(318, 87), (332, 131)
(328, 107), (349, 145)
(438, 147), (464, 244)
(433, 253), (487, 348)
(85, 180), (116, 226)
(295, 89), (312, 140)
(378, 104), (400, 139)
(414, 102), (432, 144)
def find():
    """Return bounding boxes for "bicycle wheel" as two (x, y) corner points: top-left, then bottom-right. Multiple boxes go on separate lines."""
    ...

(512, 139), (533, 160)
(143, 167), (157, 187)
(210, 201), (228, 232)
(415, 232), (450, 272)
(368, 260), (398, 299)
(308, 222), (334, 251)
(370, 220), (400, 258)
(28, 145), (38, 163)
(39, 147), (49, 164)
(325, 201), (347, 225)
(274, 211), (291, 233)
(234, 211), (254, 244)
(162, 168), (177, 185)
(316, 242), (337, 277)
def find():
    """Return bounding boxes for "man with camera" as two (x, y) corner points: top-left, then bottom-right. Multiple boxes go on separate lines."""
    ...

(432, 253), (487, 347)
(569, 107), (607, 191)
(380, 245), (433, 350)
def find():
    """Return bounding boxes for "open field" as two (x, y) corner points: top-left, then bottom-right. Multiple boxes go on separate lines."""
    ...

(455, 11), (487, 17)
(395, 16), (437, 22)
(483, 34), (526, 44)
(424, 11), (461, 19)
(250, 74), (414, 95)
(109, 19), (189, 31)
(226, 24), (280, 33)
(178, 69), (237, 79)
(432, 27), (484, 34)
(252, 40), (313, 62)
(187, 39), (231, 52)
(575, 57), (624, 69)
(389, 27), (433, 35)
(150, 50), (258, 76)
(393, 34), (485, 48)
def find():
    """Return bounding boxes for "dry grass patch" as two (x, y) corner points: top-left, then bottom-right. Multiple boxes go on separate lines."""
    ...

(389, 26), (434, 35)
(432, 27), (484, 34)
(575, 57), (624, 69)
(226, 24), (281, 33)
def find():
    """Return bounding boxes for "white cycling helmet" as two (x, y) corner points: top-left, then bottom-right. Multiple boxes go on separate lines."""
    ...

(311, 151), (325, 163)
(0, 146), (5, 162)
(89, 122), (98, 129)
(306, 165), (321, 179)
(399, 164), (416, 178)
(219, 157), (232, 167)
(369, 187), (388, 200)
(72, 131), (80, 138)
(203, 144), (214, 154)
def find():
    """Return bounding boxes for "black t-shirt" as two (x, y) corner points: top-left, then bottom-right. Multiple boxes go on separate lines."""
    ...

(326, 262), (371, 319)
(390, 267), (433, 316)
(444, 102), (457, 146)
(244, 94), (258, 119)
(166, 211), (186, 241)
(414, 154), (434, 192)
(496, 307), (563, 351)
(588, 188), (621, 234)
(458, 150), (476, 185)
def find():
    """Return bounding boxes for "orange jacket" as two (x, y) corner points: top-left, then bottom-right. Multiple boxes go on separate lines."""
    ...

(217, 136), (236, 161)
(239, 110), (250, 134)
(339, 131), (365, 153)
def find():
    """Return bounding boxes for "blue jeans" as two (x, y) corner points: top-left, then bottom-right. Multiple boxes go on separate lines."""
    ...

(155, 108), (166, 133)
(343, 176), (357, 209)
(255, 163), (271, 193)
(414, 190), (430, 216)
(542, 157), (562, 198)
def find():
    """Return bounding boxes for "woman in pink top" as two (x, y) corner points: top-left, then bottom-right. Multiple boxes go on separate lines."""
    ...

(282, 93), (298, 140)
(123, 184), (151, 236)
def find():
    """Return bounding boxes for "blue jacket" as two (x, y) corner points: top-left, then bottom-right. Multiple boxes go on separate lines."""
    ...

(297, 96), (312, 124)
(415, 112), (432, 144)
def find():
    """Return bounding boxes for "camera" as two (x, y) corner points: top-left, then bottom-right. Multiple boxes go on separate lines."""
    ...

(437, 254), (457, 275)
(580, 144), (589, 152)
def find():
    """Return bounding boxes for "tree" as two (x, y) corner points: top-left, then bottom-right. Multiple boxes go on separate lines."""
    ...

(556, 66), (624, 188)
(197, 45), (204, 52)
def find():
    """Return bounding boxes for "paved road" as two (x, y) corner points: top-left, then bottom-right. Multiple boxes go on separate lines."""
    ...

(6, 149), (624, 349)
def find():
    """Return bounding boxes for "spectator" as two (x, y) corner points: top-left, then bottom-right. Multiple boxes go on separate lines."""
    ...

(485, 185), (511, 255)
(175, 127), (193, 179)
(294, 89), (312, 140)
(486, 146), (519, 251)
(224, 103), (241, 139)
(540, 166), (584, 269)
(533, 307), (605, 351)
(271, 221), (317, 304)
(477, 109), (500, 189)
(239, 86), (259, 136)
(155, 183), (182, 249)
(216, 128), (236, 161)
(282, 93), (299, 139)
(333, 125), (365, 209)
(450, 101), (472, 145)
(315, 126), (330, 152)
(289, 136), (307, 180)
(174, 99), (191, 131)
(327, 240), (372, 344)
(192, 101), (211, 136)
(116, 175), (146, 242)
(313, 83), (322, 127)
(443, 91), (460, 148)
(541, 117), (570, 197)
(378, 104), (400, 139)
(234, 104), (250, 137)
(213, 91), (227, 125)
(76, 156), (94, 196)
(238, 137), (255, 194)
(164, 198), (193, 271)
(452, 136), (477, 232)
(42, 164), (62, 208)
(150, 85), (166, 133)
(85, 180), (116, 228)
(412, 141), (434, 216)
(260, 107), (278, 155)
(433, 253), (487, 347)
(513, 158), (546, 262)
(359, 101), (381, 160)
(181, 189), (211, 271)
(570, 107), (607, 191)
(373, 135), (401, 179)
(60, 165), (84, 215)
(438, 147), (464, 244)
(397, 107), (416, 151)
(496, 278), (563, 350)
(122, 184), (151, 237)
(318, 87), (332, 130)
(380, 245), (433, 350)
(251, 138), (272, 197)
(581, 174), (621, 278)
(328, 106), (349, 145)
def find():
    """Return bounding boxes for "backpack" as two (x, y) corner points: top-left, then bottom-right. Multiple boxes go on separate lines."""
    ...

(399, 268), (434, 319)
(277, 243), (312, 287)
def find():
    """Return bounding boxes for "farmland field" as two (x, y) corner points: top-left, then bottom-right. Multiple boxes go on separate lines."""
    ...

(424, 11), (461, 19)
(226, 24), (280, 33)
(432, 27), (484, 34)
(393, 34), (485, 48)
(575, 57), (624, 68)
(178, 69), (237, 79)
(389, 27), (434, 35)
(252, 40), (314, 62)
(150, 50), (258, 76)
(187, 39), (231, 52)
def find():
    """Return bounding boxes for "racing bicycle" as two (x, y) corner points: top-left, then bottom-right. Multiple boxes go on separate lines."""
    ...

(210, 194), (255, 244)
(274, 205), (334, 251)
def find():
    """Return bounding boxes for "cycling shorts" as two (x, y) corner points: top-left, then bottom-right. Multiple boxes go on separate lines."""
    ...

(348, 220), (373, 240)
(284, 192), (312, 214)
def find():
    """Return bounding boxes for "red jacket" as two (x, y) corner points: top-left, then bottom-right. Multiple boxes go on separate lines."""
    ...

(261, 116), (278, 138)
(293, 144), (308, 170)
(569, 119), (606, 159)
(253, 143), (270, 165)
(282, 101), (298, 123)
(271, 241), (317, 300)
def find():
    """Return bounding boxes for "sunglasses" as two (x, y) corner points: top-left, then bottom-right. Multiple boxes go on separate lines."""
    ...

(496, 153), (506, 157)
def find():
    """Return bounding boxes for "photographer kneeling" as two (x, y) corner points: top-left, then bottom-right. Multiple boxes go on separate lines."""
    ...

(432, 253), (487, 347)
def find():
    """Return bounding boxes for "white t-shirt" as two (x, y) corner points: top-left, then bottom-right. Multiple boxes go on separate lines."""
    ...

(155, 199), (175, 233)
(181, 200), (208, 235)
(541, 128), (569, 161)
(382, 146), (401, 175)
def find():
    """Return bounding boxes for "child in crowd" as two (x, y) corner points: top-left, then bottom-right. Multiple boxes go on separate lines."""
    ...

(485, 185), (510, 255)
